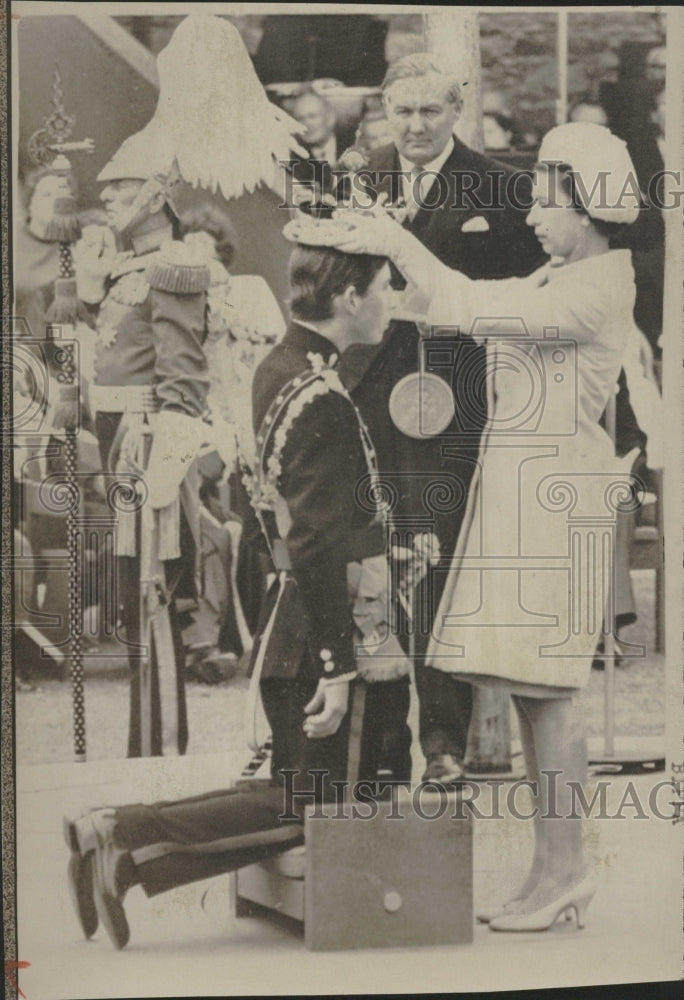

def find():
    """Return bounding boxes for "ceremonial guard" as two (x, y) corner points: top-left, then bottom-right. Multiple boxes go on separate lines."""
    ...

(65, 223), (412, 951)
(78, 142), (210, 757)
(66, 13), (305, 756)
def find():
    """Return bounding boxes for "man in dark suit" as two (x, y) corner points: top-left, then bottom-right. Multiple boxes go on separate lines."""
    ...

(64, 239), (411, 950)
(287, 90), (340, 202)
(292, 91), (338, 166)
(339, 52), (546, 784)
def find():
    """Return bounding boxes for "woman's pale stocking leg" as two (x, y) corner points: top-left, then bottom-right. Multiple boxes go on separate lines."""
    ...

(513, 694), (588, 913)
(510, 694), (546, 903)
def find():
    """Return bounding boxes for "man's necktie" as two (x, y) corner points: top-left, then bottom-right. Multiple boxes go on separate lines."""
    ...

(405, 167), (435, 222)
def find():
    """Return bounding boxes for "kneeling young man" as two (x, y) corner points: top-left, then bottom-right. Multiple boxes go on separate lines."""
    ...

(65, 236), (412, 950)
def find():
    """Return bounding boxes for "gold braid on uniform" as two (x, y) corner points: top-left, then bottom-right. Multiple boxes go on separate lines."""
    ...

(253, 365), (346, 511)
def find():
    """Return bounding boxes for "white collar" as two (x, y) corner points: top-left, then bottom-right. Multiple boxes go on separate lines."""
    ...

(399, 136), (455, 177)
(295, 319), (323, 336)
(130, 224), (173, 256)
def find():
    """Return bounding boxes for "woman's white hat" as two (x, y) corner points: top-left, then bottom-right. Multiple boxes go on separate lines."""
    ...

(538, 123), (641, 225)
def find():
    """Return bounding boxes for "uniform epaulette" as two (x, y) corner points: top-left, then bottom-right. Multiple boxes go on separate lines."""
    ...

(146, 241), (210, 295)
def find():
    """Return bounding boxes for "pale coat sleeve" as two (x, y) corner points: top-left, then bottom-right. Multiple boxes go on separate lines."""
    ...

(390, 225), (618, 346)
(428, 265), (614, 345)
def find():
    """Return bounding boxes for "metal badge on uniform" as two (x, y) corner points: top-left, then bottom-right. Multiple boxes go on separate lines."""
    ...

(389, 372), (455, 438)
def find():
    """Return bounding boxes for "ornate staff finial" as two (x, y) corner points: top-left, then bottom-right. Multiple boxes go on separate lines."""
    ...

(28, 65), (94, 169)
(26, 68), (97, 309)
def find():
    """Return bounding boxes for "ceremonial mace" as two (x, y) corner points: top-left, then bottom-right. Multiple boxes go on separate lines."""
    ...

(29, 69), (94, 762)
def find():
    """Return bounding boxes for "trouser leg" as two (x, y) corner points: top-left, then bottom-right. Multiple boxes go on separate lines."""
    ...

(359, 676), (412, 783)
(264, 666), (351, 806)
(414, 665), (473, 762)
(169, 599), (188, 755)
(111, 660), (349, 897)
(120, 560), (188, 758)
(413, 561), (473, 762)
(119, 555), (143, 758)
(114, 781), (304, 897)
(613, 506), (637, 630)
(99, 412), (189, 757)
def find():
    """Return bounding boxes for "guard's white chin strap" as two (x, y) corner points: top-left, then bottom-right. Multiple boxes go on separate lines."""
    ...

(116, 164), (181, 235)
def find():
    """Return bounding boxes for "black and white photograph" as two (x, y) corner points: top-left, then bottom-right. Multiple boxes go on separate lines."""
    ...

(3, 3), (683, 997)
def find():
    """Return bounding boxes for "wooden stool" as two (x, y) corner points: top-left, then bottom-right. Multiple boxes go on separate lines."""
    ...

(235, 682), (473, 950)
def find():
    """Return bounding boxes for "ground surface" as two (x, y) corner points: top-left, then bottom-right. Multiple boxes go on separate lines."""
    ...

(14, 744), (680, 999)
(15, 571), (664, 766)
(11, 571), (677, 1000)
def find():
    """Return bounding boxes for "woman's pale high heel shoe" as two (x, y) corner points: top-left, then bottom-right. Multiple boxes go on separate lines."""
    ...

(488, 877), (596, 933)
(476, 897), (525, 924)
(478, 896), (575, 925)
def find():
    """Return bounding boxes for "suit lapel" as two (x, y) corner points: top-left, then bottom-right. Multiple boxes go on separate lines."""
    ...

(372, 146), (402, 204)
(404, 140), (470, 242)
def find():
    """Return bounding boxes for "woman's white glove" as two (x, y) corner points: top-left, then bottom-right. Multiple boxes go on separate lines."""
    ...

(333, 205), (447, 301)
(329, 202), (404, 256)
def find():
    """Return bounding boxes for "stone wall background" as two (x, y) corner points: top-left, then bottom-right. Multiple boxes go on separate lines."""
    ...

(116, 9), (665, 141)
(380, 10), (664, 136)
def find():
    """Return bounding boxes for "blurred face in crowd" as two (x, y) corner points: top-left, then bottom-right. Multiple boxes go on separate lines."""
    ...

(651, 89), (666, 137)
(100, 178), (144, 232)
(72, 224), (117, 278)
(358, 115), (394, 152)
(569, 102), (608, 127)
(345, 262), (393, 345)
(527, 166), (589, 263)
(293, 93), (335, 147)
(645, 46), (666, 88)
(28, 174), (70, 231)
(597, 50), (620, 85)
(483, 113), (513, 151)
(383, 73), (461, 165)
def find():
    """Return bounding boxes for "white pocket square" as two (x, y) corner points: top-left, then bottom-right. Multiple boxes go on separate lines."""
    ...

(461, 216), (490, 233)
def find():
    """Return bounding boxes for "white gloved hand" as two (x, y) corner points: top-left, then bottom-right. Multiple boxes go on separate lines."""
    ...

(145, 411), (206, 509)
(284, 198), (405, 257)
(328, 202), (404, 256)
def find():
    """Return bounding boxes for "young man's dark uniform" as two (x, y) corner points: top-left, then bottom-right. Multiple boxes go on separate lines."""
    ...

(248, 321), (411, 789)
(64, 254), (410, 951)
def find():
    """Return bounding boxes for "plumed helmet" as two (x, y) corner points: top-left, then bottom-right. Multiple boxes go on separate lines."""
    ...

(97, 14), (305, 197)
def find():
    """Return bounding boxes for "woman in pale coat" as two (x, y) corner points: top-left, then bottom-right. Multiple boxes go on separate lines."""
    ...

(289, 123), (640, 932)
